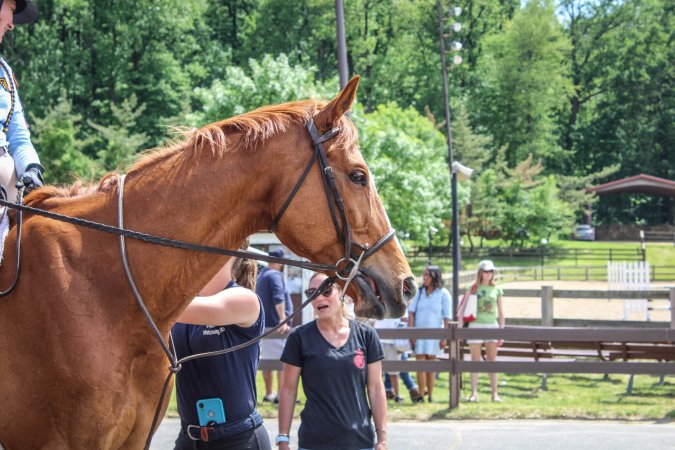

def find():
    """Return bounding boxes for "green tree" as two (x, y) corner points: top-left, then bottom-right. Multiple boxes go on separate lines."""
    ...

(178, 54), (330, 127)
(356, 102), (452, 241)
(471, 0), (573, 168)
(12, 0), (212, 148)
(88, 95), (148, 172)
(567, 0), (674, 225)
(29, 94), (97, 184)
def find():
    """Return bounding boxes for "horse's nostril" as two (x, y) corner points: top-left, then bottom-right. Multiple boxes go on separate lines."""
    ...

(402, 276), (417, 300)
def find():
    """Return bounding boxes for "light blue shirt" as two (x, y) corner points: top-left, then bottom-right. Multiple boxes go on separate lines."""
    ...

(0, 57), (40, 176)
(408, 287), (452, 328)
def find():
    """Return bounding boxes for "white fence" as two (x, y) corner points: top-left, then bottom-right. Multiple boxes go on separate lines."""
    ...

(608, 261), (653, 320)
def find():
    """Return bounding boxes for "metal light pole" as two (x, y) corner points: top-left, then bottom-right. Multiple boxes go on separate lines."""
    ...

(437, 1), (463, 319)
(335, 0), (349, 89)
(428, 226), (439, 265)
(540, 238), (548, 280)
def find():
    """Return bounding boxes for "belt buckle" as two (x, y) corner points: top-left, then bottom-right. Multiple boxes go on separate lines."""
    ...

(186, 424), (214, 442)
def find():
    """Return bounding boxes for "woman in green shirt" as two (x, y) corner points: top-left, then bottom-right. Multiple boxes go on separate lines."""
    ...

(458, 260), (505, 402)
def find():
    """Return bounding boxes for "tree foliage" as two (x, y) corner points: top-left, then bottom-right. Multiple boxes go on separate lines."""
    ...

(0, 0), (668, 242)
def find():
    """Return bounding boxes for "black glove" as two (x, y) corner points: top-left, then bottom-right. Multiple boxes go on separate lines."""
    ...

(16, 163), (45, 192)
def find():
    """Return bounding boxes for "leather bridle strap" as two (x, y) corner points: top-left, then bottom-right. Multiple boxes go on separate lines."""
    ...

(306, 120), (352, 262)
(269, 151), (318, 233)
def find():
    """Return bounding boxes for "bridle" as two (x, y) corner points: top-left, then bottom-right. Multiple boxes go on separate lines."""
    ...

(0, 115), (397, 448)
(271, 118), (396, 298)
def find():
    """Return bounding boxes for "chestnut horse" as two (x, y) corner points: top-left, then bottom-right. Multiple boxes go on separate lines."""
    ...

(0, 77), (417, 449)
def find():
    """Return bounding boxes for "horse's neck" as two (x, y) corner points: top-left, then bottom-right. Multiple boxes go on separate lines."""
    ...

(116, 144), (272, 324)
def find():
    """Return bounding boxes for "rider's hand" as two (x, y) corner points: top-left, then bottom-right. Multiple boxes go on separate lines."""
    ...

(278, 323), (290, 335)
(16, 163), (44, 192)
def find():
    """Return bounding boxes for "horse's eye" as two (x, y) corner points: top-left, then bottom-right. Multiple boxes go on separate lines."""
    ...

(349, 170), (366, 186)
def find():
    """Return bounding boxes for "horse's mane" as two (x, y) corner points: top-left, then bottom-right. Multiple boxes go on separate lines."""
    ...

(26, 98), (358, 208)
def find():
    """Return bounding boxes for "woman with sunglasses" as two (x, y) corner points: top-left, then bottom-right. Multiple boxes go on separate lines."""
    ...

(276, 272), (388, 450)
(458, 260), (505, 402)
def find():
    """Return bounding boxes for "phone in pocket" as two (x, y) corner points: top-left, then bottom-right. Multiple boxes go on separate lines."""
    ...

(196, 398), (226, 426)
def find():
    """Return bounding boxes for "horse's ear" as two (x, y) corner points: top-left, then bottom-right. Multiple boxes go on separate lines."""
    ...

(315, 76), (359, 130)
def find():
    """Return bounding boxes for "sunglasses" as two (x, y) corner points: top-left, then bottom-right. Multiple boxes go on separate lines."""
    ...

(305, 285), (334, 298)
(482, 270), (494, 273)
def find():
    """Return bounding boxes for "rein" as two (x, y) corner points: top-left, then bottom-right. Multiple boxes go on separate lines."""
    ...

(0, 186), (26, 296)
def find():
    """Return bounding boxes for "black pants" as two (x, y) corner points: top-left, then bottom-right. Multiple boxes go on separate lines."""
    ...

(173, 423), (271, 450)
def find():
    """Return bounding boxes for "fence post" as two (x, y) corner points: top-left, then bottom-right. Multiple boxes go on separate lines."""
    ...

(449, 322), (460, 409)
(670, 288), (675, 330)
(541, 286), (554, 327)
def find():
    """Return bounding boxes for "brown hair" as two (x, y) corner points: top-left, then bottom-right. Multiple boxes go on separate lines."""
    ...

(424, 265), (444, 292)
(232, 239), (257, 291)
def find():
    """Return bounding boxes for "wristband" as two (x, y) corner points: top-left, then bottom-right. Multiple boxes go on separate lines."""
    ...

(275, 434), (290, 445)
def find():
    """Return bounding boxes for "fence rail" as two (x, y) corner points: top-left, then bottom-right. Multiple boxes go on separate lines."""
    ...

(643, 230), (675, 244)
(412, 245), (646, 262)
(442, 265), (675, 286)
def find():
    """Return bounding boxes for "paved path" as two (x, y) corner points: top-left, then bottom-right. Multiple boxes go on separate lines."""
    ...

(151, 418), (675, 449)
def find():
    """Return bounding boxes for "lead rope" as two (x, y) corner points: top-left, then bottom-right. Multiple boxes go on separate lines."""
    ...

(118, 174), (178, 365)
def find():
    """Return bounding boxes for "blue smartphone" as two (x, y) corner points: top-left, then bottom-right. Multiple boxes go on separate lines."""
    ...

(196, 398), (226, 426)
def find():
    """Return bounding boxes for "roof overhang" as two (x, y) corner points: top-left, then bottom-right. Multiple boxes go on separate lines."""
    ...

(587, 174), (675, 197)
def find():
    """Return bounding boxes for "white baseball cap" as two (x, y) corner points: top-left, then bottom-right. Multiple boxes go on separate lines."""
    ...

(478, 260), (496, 271)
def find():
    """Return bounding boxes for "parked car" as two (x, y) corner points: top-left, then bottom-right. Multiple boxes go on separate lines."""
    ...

(572, 224), (595, 241)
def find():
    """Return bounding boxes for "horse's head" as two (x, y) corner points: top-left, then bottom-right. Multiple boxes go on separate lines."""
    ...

(271, 77), (417, 318)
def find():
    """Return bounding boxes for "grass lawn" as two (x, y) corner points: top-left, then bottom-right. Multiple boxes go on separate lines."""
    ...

(166, 371), (674, 422)
(407, 239), (675, 277)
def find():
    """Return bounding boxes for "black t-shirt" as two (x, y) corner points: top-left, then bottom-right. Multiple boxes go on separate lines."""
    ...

(281, 319), (384, 449)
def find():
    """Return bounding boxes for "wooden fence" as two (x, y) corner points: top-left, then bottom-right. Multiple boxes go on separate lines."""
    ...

(260, 287), (675, 409)
(442, 265), (675, 286)
(412, 246), (646, 263)
(643, 230), (675, 245)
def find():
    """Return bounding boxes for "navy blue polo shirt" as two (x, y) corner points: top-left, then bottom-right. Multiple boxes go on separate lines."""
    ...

(172, 282), (264, 427)
(256, 267), (286, 327)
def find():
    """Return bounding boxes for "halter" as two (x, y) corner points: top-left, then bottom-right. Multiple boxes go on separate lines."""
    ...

(270, 118), (396, 298)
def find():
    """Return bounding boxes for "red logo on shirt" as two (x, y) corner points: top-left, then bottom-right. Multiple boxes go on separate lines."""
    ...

(354, 348), (365, 368)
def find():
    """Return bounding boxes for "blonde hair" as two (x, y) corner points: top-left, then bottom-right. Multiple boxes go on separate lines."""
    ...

(232, 239), (257, 291)
(474, 268), (496, 287)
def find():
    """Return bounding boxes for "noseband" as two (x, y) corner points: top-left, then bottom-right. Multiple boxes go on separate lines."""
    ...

(270, 118), (396, 297)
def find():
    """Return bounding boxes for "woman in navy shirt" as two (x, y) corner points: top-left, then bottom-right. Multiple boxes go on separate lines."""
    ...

(172, 243), (271, 450)
(277, 273), (388, 450)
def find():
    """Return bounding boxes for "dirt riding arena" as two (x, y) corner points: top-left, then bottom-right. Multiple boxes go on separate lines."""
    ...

(499, 280), (673, 322)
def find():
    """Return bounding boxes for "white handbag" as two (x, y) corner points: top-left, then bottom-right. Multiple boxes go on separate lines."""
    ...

(461, 284), (478, 322)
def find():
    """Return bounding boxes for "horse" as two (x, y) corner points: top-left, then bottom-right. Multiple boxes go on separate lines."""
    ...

(0, 77), (417, 449)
